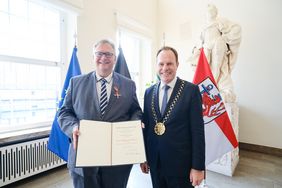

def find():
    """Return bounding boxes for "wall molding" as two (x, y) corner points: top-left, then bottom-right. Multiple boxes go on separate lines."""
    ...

(239, 142), (282, 157)
(114, 10), (153, 38)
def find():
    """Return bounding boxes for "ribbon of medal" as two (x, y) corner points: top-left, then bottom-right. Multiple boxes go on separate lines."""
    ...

(151, 80), (185, 135)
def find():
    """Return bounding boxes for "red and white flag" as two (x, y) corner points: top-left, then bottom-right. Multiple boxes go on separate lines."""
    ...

(193, 48), (238, 165)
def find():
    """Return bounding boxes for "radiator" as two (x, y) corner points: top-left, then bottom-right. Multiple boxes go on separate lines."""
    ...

(0, 137), (66, 187)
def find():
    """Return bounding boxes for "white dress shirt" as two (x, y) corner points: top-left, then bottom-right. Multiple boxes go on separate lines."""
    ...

(158, 77), (177, 112)
(96, 73), (113, 103)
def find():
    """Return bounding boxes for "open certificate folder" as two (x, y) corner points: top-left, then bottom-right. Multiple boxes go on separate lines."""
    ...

(75, 120), (146, 167)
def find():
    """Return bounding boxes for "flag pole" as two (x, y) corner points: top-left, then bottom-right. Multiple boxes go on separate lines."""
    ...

(163, 32), (166, 47)
(198, 170), (209, 188)
(118, 30), (121, 49)
(199, 169), (215, 188)
(200, 170), (208, 188)
(74, 32), (77, 47)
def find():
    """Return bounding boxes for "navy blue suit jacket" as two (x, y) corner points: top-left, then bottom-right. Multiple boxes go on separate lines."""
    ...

(142, 78), (205, 177)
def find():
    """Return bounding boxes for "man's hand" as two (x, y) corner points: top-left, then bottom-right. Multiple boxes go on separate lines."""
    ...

(189, 169), (204, 187)
(72, 126), (80, 150)
(140, 162), (150, 174)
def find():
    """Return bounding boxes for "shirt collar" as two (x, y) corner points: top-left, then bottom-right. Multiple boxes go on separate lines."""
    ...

(160, 77), (177, 90)
(96, 72), (113, 83)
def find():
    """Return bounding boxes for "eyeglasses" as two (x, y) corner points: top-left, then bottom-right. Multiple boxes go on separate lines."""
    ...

(95, 51), (114, 58)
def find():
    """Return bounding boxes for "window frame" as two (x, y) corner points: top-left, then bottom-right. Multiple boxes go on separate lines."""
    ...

(0, 0), (74, 134)
(116, 27), (153, 101)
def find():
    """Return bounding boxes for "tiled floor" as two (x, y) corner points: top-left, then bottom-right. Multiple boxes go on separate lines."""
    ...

(5, 150), (282, 188)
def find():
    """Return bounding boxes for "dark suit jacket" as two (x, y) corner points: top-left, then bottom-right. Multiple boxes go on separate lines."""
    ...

(58, 71), (142, 173)
(142, 77), (205, 177)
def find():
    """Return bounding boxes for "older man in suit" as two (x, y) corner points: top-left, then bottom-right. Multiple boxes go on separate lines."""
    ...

(140, 46), (205, 188)
(58, 39), (142, 188)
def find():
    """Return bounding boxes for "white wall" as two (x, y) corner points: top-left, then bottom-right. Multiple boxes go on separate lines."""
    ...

(74, 0), (158, 73)
(158, 0), (282, 149)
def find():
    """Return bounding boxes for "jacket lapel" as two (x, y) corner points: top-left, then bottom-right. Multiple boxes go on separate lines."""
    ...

(154, 82), (162, 120)
(166, 78), (181, 108)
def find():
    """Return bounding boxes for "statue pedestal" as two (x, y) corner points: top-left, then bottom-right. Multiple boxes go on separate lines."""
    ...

(206, 103), (239, 176)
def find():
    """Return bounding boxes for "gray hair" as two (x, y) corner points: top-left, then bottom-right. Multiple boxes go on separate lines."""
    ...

(93, 39), (116, 53)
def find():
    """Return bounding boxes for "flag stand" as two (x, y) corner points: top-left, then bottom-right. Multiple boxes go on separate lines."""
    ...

(199, 180), (215, 188)
(198, 171), (215, 188)
(199, 179), (215, 188)
(199, 179), (208, 188)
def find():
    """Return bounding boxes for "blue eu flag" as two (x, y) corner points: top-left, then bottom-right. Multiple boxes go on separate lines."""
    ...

(48, 46), (81, 161)
(114, 47), (131, 79)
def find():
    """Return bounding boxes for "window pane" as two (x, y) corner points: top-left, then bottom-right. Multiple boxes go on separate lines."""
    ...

(0, 0), (9, 12)
(10, 0), (27, 18)
(0, 0), (61, 62)
(118, 29), (152, 99)
(29, 1), (44, 22)
(0, 61), (60, 133)
(0, 12), (9, 54)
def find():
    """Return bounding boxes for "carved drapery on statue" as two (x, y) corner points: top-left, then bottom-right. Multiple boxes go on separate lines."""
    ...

(189, 4), (241, 103)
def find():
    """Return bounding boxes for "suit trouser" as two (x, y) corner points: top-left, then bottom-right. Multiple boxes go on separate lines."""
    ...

(83, 164), (133, 188)
(69, 169), (84, 188)
(150, 158), (193, 188)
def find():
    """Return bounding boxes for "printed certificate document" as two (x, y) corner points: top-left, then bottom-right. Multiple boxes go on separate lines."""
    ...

(75, 120), (146, 167)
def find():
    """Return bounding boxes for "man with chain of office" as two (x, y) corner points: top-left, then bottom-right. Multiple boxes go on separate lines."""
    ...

(140, 46), (205, 188)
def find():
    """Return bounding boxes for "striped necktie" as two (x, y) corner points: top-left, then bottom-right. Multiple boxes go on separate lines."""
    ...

(100, 78), (108, 117)
(161, 85), (170, 116)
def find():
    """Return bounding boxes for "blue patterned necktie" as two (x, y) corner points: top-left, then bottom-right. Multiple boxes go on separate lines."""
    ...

(161, 85), (170, 116)
(100, 78), (108, 117)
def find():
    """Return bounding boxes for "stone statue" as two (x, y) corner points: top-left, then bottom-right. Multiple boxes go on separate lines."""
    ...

(189, 4), (241, 103)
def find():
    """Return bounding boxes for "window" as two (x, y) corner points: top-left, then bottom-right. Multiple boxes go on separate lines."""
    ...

(117, 28), (153, 99)
(0, 0), (69, 133)
(0, 62), (60, 132)
(0, 0), (60, 61)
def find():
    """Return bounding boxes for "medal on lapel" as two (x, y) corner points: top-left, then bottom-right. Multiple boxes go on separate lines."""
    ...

(113, 86), (121, 98)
